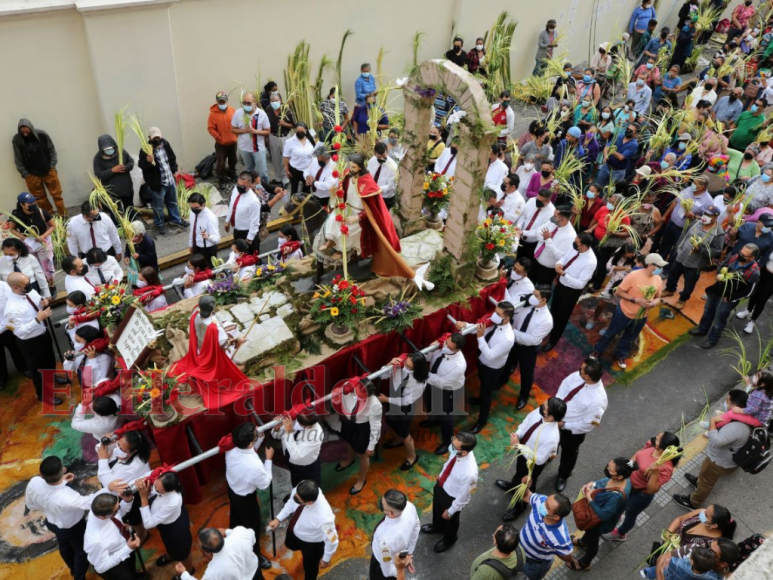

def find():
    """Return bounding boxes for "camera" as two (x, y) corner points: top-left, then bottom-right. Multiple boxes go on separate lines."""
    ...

(64, 351), (75, 361)
(101, 436), (113, 446)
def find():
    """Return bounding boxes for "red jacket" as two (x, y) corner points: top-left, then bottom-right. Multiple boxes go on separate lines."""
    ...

(207, 104), (237, 146)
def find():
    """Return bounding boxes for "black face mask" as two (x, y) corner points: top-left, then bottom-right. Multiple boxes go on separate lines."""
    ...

(536, 199), (546, 209)
(296, 132), (306, 140)
(650, 436), (658, 449)
(90, 214), (102, 222)
(430, 134), (438, 140)
(541, 170), (552, 178)
(450, 146), (458, 155)
(236, 185), (248, 194)
(318, 158), (326, 167)
(538, 405), (547, 417)
(79, 264), (90, 276)
(23, 283), (33, 294)
(729, 94), (738, 102)
(744, 152), (754, 160)
(152, 139), (162, 147)
(572, 241), (579, 251)
(454, 46), (462, 53)
(603, 466), (612, 478)
(625, 130), (634, 138)
(500, 183), (508, 192)
(190, 208), (202, 215)
(23, 203), (37, 212)
(377, 157), (387, 164)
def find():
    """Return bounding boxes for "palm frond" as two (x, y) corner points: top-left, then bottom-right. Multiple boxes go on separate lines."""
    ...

(128, 115), (154, 166)
(412, 31), (425, 70)
(284, 41), (315, 128)
(313, 54), (332, 104)
(114, 106), (128, 165)
(336, 29), (354, 93)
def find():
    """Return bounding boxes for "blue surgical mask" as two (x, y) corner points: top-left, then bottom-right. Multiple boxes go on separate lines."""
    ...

(751, 105), (759, 113)
(660, 160), (670, 170)
(103, 147), (115, 156)
(448, 443), (458, 456)
(763, 174), (772, 183)
(218, 103), (227, 111)
(583, 74), (592, 83)
(653, 267), (663, 276)
(606, 203), (614, 211)
(698, 510), (709, 524)
(363, 72), (371, 78)
(586, 191), (596, 199)
(271, 101), (281, 110)
(243, 104), (253, 112)
(601, 112), (610, 119)
(564, 70), (571, 77)
(537, 501), (549, 518)
(678, 142), (687, 151)
(646, 63), (654, 70)
(637, 79), (645, 87)
(763, 227), (772, 234)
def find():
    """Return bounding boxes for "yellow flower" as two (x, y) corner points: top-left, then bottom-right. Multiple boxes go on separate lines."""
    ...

(140, 384), (146, 391)
(442, 188), (448, 195)
(484, 218), (492, 226)
(330, 307), (340, 317)
(313, 292), (321, 299)
(498, 239), (506, 246)
(323, 290), (332, 298)
(256, 268), (263, 276)
(423, 182), (429, 191)
(361, 298), (366, 305)
(150, 388), (161, 398)
(111, 295), (121, 305)
(267, 265), (276, 271)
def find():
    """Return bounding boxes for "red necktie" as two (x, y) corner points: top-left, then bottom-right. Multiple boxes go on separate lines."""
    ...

(438, 456), (457, 488)
(192, 213), (199, 246)
(373, 165), (383, 183)
(111, 517), (130, 540)
(288, 504), (305, 534)
(312, 166), (324, 192)
(525, 208), (542, 231)
(562, 252), (580, 271)
(89, 223), (97, 248)
(562, 382), (587, 403)
(229, 194), (242, 227)
(534, 228), (558, 259)
(441, 154), (456, 175)
(25, 295), (40, 313)
(520, 419), (543, 445)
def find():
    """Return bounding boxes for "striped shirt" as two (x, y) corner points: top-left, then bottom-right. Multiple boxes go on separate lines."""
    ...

(519, 494), (572, 561)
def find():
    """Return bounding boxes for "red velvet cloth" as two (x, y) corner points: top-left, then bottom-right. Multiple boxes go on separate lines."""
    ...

(151, 282), (503, 504)
(192, 269), (214, 283)
(85, 331), (111, 353)
(146, 464), (175, 484)
(279, 241), (302, 257)
(70, 309), (100, 325)
(357, 172), (401, 256)
(115, 418), (147, 437)
(236, 253), (259, 268)
(132, 286), (165, 303)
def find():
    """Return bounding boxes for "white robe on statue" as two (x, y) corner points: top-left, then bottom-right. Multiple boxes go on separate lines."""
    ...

(322, 177), (363, 255)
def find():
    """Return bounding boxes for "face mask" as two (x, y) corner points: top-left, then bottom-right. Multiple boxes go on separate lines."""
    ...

(623, 105), (630, 112)
(23, 283), (33, 294)
(79, 264), (90, 276)
(678, 142), (687, 151)
(270, 101), (281, 110)
(362, 72), (371, 78)
(537, 500), (549, 518)
(103, 147), (115, 156)
(476, 44), (484, 50)
(388, 138), (398, 145)
(242, 104), (253, 112)
(763, 174), (772, 183)
(502, 101), (511, 108)
(490, 312), (503, 325)
(625, 130), (634, 138)
(646, 63), (654, 70)
(4, 255), (16, 263)
(278, 237), (286, 249)
(450, 146), (458, 155)
(564, 70), (571, 77)
(376, 156), (387, 165)
(700, 215), (713, 224)
(582, 100), (590, 108)
(698, 510), (709, 525)
(604, 466), (612, 478)
(190, 208), (202, 215)
(601, 112), (610, 120)
(430, 134), (438, 140)
(66, 305), (77, 314)
(236, 185), (248, 194)
(511, 270), (523, 281)
(454, 46), (462, 53)
(528, 295), (540, 306)
(653, 267), (663, 276)
(586, 191), (596, 199)
(550, 216), (561, 225)
(184, 266), (194, 275)
(218, 103), (227, 111)
(729, 94), (738, 102)
(271, 90), (279, 97)
(541, 170), (551, 178)
(606, 203), (615, 211)
(660, 160), (670, 170)
(448, 443), (458, 455)
(751, 105), (759, 113)
(642, 203), (653, 210)
(317, 158), (326, 167)
(74, 341), (85, 352)
(572, 241), (579, 251)
(583, 75), (592, 83)
(442, 345), (453, 355)
(296, 131), (306, 139)
(535, 199), (545, 209)
(524, 162), (534, 171)
(151, 139), (162, 147)
(764, 227), (772, 234)
(136, 280), (148, 288)
(745, 152), (754, 161)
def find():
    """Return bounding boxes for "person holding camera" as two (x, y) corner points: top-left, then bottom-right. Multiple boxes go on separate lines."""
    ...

(84, 492), (142, 579)
(370, 489), (419, 580)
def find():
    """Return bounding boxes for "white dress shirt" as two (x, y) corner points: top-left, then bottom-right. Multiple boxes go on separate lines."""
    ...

(225, 443), (273, 495)
(189, 207), (221, 249)
(65, 274), (96, 299)
(283, 136), (315, 172)
(83, 493), (133, 574)
(0, 255), (50, 297)
(303, 159), (337, 199)
(227, 188), (261, 240)
(97, 449), (150, 493)
(485, 159), (509, 195)
(84, 256), (124, 287)
(501, 190), (526, 223)
(5, 289), (47, 340)
(139, 484), (182, 529)
(556, 371), (608, 434)
(277, 487), (338, 562)
(505, 273), (535, 306)
(340, 393), (383, 452)
(556, 248), (597, 290)
(535, 222), (577, 268)
(427, 349), (467, 391)
(433, 148), (458, 177)
(367, 156), (399, 199)
(144, 293), (168, 313)
(182, 279), (210, 299)
(271, 422), (323, 466)
(515, 408), (560, 466)
(516, 199), (556, 243)
(477, 322), (515, 369)
(181, 527), (258, 580)
(689, 83), (717, 107)
(67, 213), (122, 257)
(25, 476), (95, 529)
(72, 401), (122, 443)
(438, 451), (478, 515)
(372, 502), (420, 577)
(0, 281), (12, 330)
(387, 366), (427, 407)
(64, 352), (115, 389)
(511, 305), (553, 346)
(516, 165), (537, 195)
(225, 251), (257, 281)
(232, 109), (267, 153)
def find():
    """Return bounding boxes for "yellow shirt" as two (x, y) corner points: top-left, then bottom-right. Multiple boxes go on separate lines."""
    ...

(427, 139), (445, 162)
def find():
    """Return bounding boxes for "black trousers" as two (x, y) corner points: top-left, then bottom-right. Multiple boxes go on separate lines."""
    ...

(432, 482), (461, 541)
(233, 229), (260, 253)
(529, 262), (557, 287)
(558, 429), (586, 480)
(578, 525), (603, 567)
(478, 363), (505, 422)
(227, 484), (262, 554)
(215, 142), (238, 181)
(0, 329), (27, 383)
(503, 343), (539, 404)
(749, 267), (773, 321)
(287, 530), (325, 580)
(423, 385), (456, 445)
(287, 453), (322, 488)
(548, 283), (584, 345)
(289, 166), (309, 195)
(369, 554), (396, 580)
(506, 456), (547, 517)
(191, 244), (220, 268)
(45, 519), (88, 580)
(16, 331), (56, 400)
(590, 244), (616, 289)
(383, 196), (396, 210)
(98, 552), (137, 580)
(519, 240), (537, 261)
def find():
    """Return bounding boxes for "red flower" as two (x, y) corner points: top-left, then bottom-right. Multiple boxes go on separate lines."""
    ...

(483, 222), (489, 228)
(333, 142), (341, 150)
(335, 214), (344, 222)
(339, 280), (350, 290)
(500, 228), (506, 233)
(332, 154), (339, 162)
(351, 308), (358, 313)
(119, 288), (125, 295)
(349, 295), (357, 304)
(333, 274), (342, 281)
(334, 125), (343, 133)
(336, 189), (345, 199)
(338, 203), (346, 210)
(136, 394), (143, 403)
(485, 243), (495, 250)
(332, 170), (340, 178)
(340, 224), (349, 234)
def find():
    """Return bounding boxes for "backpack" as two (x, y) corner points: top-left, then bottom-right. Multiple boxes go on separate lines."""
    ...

(195, 153), (217, 179)
(477, 549), (528, 580)
(732, 426), (771, 474)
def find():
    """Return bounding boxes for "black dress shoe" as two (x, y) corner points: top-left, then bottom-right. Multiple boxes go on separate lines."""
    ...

(700, 341), (717, 349)
(349, 480), (367, 495)
(502, 508), (521, 522)
(495, 479), (514, 492)
(334, 461), (355, 472)
(688, 328), (707, 336)
(470, 421), (486, 434)
(419, 419), (438, 428)
(434, 538), (456, 553)
(541, 342), (555, 352)
(555, 477), (568, 492)
(516, 400), (527, 410)
(684, 473), (698, 488)
(469, 396), (481, 405)
(55, 375), (70, 385)
(434, 443), (449, 455)
(672, 494), (695, 510)
(420, 524), (439, 534)
(258, 553), (272, 569)
(156, 554), (171, 567)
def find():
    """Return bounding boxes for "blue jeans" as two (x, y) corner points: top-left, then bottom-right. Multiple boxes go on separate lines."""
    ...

(698, 292), (736, 344)
(617, 488), (655, 535)
(642, 566), (657, 579)
(523, 556), (554, 580)
(151, 183), (181, 228)
(665, 260), (701, 302)
(532, 59), (546, 76)
(595, 164), (626, 187)
(239, 149), (255, 171)
(251, 148), (269, 183)
(593, 304), (647, 359)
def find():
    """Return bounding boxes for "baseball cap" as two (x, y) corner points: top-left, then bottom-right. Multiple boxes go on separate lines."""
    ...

(635, 165), (652, 178)
(567, 126), (582, 138)
(148, 127), (162, 139)
(678, 133), (691, 141)
(645, 253), (667, 267)
(759, 214), (773, 227)
(216, 91), (228, 102)
(704, 205), (721, 216)
(17, 192), (35, 204)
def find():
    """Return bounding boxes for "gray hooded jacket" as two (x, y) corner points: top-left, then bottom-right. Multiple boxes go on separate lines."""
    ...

(93, 134), (135, 202)
(12, 118), (58, 178)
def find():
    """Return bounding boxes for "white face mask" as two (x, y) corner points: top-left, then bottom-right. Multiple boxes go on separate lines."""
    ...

(524, 163), (534, 171)
(278, 237), (287, 249)
(136, 280), (148, 288)
(74, 341), (85, 352)
(441, 346), (454, 355)
(490, 312), (503, 325)
(529, 295), (540, 306)
(510, 270), (523, 281)
(66, 305), (77, 314)
(184, 266), (194, 276)
(4, 255), (16, 263)
(700, 215), (713, 225)
(476, 44), (484, 50)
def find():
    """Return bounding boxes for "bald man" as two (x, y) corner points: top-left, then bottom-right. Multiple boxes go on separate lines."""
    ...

(4, 272), (60, 403)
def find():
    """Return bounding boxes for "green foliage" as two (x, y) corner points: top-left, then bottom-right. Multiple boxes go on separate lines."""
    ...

(427, 253), (456, 295)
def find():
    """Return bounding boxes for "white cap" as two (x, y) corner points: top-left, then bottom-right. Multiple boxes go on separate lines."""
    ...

(148, 127), (162, 139)
(635, 165), (652, 178)
(600, 42), (610, 51)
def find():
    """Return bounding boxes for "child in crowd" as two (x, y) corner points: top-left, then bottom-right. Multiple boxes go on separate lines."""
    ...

(705, 369), (773, 429)
(278, 225), (304, 262)
(227, 238), (259, 283)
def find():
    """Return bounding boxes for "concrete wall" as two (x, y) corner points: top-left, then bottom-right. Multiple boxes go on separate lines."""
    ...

(0, 0), (744, 209)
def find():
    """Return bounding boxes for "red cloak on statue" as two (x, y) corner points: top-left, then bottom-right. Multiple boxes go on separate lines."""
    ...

(350, 171), (415, 279)
(171, 308), (253, 409)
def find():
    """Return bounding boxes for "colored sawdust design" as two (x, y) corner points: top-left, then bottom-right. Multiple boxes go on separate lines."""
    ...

(0, 299), (696, 579)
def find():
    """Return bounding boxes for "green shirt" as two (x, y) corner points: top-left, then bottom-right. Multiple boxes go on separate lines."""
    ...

(730, 111), (767, 151)
(470, 548), (522, 580)
(727, 148), (761, 181)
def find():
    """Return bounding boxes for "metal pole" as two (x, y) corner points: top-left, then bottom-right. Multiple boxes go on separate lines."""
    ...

(46, 318), (64, 362)
(244, 400), (276, 558)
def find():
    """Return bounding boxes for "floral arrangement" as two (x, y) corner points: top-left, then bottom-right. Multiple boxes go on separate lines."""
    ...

(327, 88), (351, 277)
(309, 275), (367, 328)
(370, 288), (423, 333)
(423, 172), (453, 217)
(476, 214), (517, 265)
(134, 366), (184, 418)
(413, 85), (437, 99)
(208, 270), (247, 306)
(247, 259), (288, 293)
(87, 283), (135, 329)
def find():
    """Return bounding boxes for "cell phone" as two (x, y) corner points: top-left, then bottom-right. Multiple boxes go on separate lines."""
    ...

(129, 528), (136, 540)
(398, 551), (409, 559)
